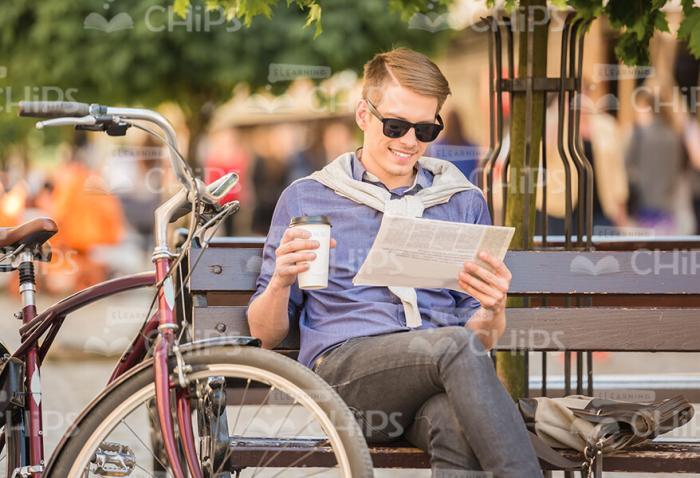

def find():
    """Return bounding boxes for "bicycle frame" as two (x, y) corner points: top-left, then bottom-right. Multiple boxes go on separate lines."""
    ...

(7, 104), (241, 477)
(6, 256), (205, 477)
(9, 239), (213, 476)
(4, 270), (155, 475)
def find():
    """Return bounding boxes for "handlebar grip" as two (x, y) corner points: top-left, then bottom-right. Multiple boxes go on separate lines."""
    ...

(18, 101), (91, 118)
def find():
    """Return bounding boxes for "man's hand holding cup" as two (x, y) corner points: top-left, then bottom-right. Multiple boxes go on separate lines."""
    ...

(272, 216), (334, 290)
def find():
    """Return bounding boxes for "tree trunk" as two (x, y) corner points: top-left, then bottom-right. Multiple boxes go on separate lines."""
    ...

(496, 0), (548, 398)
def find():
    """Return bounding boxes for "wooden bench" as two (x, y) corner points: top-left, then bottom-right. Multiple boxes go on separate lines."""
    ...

(188, 236), (700, 474)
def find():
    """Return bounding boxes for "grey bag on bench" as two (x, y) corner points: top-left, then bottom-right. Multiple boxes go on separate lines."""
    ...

(519, 394), (694, 452)
(519, 394), (695, 474)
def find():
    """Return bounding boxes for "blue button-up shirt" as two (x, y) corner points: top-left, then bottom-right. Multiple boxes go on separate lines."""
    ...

(249, 153), (492, 368)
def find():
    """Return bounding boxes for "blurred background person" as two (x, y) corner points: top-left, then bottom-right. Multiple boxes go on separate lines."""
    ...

(625, 88), (686, 235)
(44, 132), (125, 293)
(288, 117), (356, 181)
(429, 109), (480, 183)
(113, 135), (163, 255)
(579, 91), (630, 230)
(675, 42), (700, 234)
(0, 177), (28, 227)
(250, 123), (300, 235)
(683, 114), (700, 234)
(203, 126), (251, 236)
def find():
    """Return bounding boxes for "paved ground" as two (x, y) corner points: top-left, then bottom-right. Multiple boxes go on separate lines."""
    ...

(0, 282), (698, 476)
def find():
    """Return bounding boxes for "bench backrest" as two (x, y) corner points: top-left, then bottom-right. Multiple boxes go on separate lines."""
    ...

(188, 238), (700, 352)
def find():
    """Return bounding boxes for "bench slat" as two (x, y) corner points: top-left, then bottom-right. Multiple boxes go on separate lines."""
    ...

(194, 305), (700, 352)
(192, 305), (300, 350)
(506, 251), (700, 294)
(190, 247), (700, 295)
(189, 247), (262, 293)
(499, 307), (700, 352)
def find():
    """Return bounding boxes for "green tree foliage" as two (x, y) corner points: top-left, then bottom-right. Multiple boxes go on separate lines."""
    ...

(0, 0), (449, 161)
(563, 0), (700, 64)
(192, 0), (700, 65)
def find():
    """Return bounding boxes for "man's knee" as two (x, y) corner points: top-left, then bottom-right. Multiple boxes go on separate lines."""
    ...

(407, 394), (481, 471)
(418, 393), (460, 433)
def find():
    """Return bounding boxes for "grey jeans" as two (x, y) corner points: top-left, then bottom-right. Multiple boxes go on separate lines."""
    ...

(313, 326), (542, 478)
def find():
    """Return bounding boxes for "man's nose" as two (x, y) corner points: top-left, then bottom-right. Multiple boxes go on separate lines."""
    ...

(399, 127), (418, 148)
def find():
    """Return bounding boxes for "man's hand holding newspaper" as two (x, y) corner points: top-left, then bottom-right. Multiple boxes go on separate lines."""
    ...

(353, 215), (515, 348)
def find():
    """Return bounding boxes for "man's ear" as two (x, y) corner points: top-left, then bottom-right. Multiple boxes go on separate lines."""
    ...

(355, 99), (368, 132)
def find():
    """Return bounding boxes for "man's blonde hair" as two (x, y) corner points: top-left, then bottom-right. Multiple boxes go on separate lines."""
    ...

(362, 48), (451, 114)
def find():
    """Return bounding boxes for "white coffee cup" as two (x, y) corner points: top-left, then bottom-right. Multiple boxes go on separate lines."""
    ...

(290, 215), (332, 290)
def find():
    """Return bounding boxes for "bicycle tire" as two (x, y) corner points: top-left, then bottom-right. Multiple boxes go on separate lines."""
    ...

(46, 344), (374, 477)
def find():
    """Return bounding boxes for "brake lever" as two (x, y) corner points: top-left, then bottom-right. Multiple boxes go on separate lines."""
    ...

(76, 116), (131, 137)
(36, 115), (96, 129)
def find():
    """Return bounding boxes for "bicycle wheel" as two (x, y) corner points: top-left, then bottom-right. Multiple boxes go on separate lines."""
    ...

(47, 344), (374, 477)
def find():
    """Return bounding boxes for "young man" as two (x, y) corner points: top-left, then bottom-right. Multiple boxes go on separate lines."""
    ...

(247, 48), (542, 477)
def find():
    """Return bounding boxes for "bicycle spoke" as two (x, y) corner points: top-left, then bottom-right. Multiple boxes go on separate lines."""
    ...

(272, 401), (298, 437)
(239, 385), (274, 436)
(134, 461), (159, 477)
(267, 442), (333, 478)
(216, 388), (298, 477)
(251, 400), (298, 474)
(120, 417), (169, 471)
(251, 416), (323, 476)
(303, 467), (340, 477)
(231, 378), (252, 435)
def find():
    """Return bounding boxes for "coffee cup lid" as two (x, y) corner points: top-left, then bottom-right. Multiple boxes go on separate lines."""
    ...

(290, 215), (332, 227)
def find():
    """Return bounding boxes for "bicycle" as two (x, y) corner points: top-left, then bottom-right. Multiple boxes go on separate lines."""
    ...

(0, 101), (373, 477)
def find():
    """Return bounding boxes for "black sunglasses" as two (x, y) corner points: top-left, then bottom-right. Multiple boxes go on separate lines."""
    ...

(365, 99), (444, 143)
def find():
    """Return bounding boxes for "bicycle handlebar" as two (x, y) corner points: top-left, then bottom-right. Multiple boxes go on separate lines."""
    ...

(18, 101), (91, 118)
(17, 102), (233, 208)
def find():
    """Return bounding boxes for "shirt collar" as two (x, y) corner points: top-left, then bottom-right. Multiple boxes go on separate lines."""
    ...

(350, 151), (433, 194)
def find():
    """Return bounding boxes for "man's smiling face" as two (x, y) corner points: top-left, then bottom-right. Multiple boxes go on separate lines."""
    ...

(356, 80), (439, 190)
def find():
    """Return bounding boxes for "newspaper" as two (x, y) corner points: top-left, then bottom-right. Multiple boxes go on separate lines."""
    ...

(353, 215), (515, 291)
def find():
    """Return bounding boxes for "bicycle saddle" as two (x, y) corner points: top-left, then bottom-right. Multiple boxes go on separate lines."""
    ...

(0, 217), (58, 250)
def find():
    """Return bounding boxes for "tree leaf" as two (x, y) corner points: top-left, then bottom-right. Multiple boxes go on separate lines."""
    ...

(567, 0), (604, 20)
(678, 8), (700, 58)
(653, 10), (669, 32)
(174, 0), (191, 17)
(303, 3), (322, 38)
